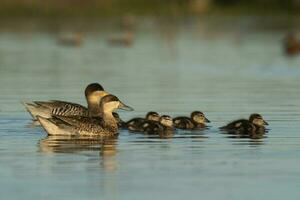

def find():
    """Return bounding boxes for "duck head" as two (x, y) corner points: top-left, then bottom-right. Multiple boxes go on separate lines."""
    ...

(85, 83), (109, 106)
(159, 115), (173, 128)
(249, 113), (268, 127)
(191, 111), (210, 124)
(146, 111), (160, 121)
(101, 95), (133, 113)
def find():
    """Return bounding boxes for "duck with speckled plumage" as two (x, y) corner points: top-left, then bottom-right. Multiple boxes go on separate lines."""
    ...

(37, 95), (133, 136)
(23, 83), (127, 127)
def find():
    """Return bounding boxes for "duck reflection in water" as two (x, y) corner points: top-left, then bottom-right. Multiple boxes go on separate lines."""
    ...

(39, 135), (118, 172)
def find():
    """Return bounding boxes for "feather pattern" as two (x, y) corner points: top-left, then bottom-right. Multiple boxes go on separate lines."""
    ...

(173, 117), (195, 129)
(39, 115), (118, 136)
(23, 100), (88, 120)
(220, 119), (266, 135)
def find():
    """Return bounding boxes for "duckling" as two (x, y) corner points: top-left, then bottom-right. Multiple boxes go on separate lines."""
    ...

(142, 115), (174, 135)
(126, 111), (160, 132)
(284, 33), (300, 55)
(173, 111), (210, 129)
(23, 83), (109, 121)
(37, 95), (133, 136)
(112, 112), (126, 128)
(220, 113), (269, 135)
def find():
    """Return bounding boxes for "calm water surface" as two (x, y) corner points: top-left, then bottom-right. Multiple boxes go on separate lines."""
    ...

(1, 18), (300, 200)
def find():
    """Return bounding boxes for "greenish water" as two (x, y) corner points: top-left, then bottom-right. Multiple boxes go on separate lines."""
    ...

(1, 18), (300, 200)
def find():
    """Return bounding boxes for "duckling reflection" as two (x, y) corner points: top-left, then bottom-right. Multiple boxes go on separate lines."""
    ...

(39, 135), (118, 172)
(220, 113), (269, 136)
(226, 133), (266, 140)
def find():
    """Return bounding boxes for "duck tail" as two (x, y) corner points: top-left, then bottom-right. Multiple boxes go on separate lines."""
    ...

(37, 116), (56, 135)
(37, 116), (73, 136)
(22, 101), (51, 120)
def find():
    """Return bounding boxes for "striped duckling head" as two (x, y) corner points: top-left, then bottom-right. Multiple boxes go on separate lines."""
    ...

(146, 111), (160, 121)
(249, 114), (268, 127)
(159, 115), (173, 128)
(191, 111), (210, 125)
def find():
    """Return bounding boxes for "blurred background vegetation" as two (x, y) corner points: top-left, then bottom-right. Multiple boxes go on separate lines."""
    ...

(1, 0), (300, 19)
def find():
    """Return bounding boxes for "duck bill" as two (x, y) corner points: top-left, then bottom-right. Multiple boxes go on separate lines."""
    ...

(205, 117), (210, 123)
(263, 120), (269, 126)
(99, 91), (109, 98)
(118, 101), (134, 111)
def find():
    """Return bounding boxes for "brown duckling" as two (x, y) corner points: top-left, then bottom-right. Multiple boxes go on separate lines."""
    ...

(142, 115), (174, 136)
(173, 111), (210, 130)
(126, 111), (160, 132)
(112, 112), (126, 128)
(220, 113), (268, 135)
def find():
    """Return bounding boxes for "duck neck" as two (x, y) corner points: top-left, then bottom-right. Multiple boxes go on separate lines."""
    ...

(88, 103), (102, 117)
(192, 119), (205, 127)
(164, 126), (173, 131)
(86, 94), (102, 117)
(102, 110), (118, 133)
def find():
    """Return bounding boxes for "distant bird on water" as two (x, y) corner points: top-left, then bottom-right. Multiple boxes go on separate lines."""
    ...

(108, 31), (134, 47)
(284, 33), (300, 55)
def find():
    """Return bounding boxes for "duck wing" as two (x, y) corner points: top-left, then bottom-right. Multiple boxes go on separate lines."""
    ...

(126, 117), (146, 131)
(34, 100), (88, 117)
(173, 117), (194, 129)
(142, 121), (163, 134)
(220, 119), (248, 130)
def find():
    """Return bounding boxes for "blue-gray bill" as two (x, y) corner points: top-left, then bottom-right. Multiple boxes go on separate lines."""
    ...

(118, 101), (134, 111)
